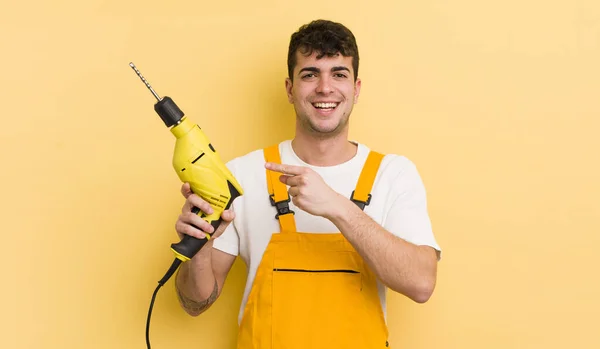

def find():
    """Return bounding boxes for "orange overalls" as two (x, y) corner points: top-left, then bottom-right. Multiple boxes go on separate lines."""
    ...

(236, 144), (390, 349)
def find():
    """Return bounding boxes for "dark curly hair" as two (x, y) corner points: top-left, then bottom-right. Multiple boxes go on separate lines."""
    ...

(287, 19), (359, 82)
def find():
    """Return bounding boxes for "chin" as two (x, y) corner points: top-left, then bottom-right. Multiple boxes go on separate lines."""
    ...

(309, 123), (344, 136)
(298, 112), (348, 136)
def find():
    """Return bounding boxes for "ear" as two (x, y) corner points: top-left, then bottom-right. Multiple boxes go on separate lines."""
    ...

(353, 78), (362, 104)
(285, 78), (294, 103)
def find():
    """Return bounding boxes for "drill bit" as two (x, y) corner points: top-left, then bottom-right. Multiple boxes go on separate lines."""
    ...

(129, 62), (162, 102)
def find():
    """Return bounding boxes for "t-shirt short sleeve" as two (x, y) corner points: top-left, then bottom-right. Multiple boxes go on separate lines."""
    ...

(383, 157), (442, 259)
(212, 222), (240, 256)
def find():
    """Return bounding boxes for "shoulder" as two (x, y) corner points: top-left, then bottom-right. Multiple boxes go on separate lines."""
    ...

(226, 148), (264, 168)
(225, 140), (290, 171)
(354, 142), (419, 180)
(380, 153), (419, 178)
(224, 147), (265, 178)
(224, 140), (290, 180)
(378, 153), (429, 205)
(357, 143), (425, 191)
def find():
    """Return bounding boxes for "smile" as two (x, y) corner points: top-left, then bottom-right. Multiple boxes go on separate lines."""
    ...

(312, 102), (339, 110)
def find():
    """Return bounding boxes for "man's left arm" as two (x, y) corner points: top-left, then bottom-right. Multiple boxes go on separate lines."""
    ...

(328, 195), (439, 303)
(265, 160), (440, 303)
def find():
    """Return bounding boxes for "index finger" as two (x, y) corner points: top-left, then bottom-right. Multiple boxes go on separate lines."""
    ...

(265, 162), (306, 175)
(180, 182), (192, 198)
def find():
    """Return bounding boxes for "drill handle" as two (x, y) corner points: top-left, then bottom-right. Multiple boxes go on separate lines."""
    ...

(171, 206), (223, 261)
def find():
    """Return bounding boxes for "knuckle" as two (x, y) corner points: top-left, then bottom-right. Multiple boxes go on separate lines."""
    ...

(195, 193), (206, 202)
(188, 193), (200, 205)
(182, 211), (193, 222)
(186, 225), (204, 239)
(180, 223), (190, 236)
(193, 216), (211, 232)
(197, 219), (207, 230)
(191, 195), (213, 212)
(184, 200), (194, 212)
(227, 210), (236, 221)
(183, 226), (196, 238)
(197, 218), (211, 232)
(178, 213), (187, 224)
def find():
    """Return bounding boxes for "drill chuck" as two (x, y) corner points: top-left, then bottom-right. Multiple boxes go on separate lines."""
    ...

(128, 62), (185, 128)
(155, 96), (184, 127)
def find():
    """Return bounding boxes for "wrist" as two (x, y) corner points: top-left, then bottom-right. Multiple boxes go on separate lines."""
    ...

(326, 193), (355, 223)
(189, 239), (213, 267)
(182, 241), (215, 297)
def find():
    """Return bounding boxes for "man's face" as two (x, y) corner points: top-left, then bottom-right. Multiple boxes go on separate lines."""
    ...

(286, 50), (361, 137)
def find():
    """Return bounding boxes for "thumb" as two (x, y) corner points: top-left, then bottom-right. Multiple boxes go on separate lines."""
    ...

(214, 210), (235, 236)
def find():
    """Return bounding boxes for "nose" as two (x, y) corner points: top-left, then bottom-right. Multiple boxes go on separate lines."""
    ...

(316, 76), (334, 94)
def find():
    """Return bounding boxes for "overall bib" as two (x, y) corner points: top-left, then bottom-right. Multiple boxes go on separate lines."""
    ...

(236, 144), (391, 349)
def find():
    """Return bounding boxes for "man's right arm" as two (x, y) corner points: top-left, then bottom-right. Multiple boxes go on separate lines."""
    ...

(175, 244), (236, 316)
(173, 182), (238, 316)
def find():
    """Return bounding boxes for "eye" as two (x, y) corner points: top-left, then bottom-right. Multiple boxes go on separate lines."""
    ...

(334, 73), (348, 78)
(302, 73), (316, 79)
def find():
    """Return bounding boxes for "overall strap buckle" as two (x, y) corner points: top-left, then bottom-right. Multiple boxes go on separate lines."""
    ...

(264, 143), (298, 233)
(350, 190), (372, 210)
(351, 151), (385, 211)
(269, 195), (295, 219)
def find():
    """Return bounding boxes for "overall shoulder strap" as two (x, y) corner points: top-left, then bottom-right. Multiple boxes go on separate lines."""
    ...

(264, 144), (297, 233)
(351, 151), (385, 210)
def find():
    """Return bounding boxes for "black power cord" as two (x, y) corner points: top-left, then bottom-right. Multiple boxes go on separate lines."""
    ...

(146, 258), (182, 349)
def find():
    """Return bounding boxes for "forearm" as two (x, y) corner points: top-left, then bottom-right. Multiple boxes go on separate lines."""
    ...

(329, 195), (438, 303)
(175, 242), (219, 316)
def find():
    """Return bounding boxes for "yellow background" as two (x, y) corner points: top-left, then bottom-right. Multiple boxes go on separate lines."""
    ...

(1, 0), (598, 348)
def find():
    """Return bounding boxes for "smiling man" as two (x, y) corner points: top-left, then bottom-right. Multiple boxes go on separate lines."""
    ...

(174, 19), (442, 349)
(287, 49), (359, 139)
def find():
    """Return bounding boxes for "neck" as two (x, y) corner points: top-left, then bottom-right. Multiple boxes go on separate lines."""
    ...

(291, 131), (357, 167)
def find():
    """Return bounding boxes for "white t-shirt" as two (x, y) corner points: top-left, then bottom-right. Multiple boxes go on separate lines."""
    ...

(213, 140), (441, 324)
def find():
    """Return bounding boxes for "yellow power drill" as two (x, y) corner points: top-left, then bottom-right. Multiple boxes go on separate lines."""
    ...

(129, 63), (244, 349)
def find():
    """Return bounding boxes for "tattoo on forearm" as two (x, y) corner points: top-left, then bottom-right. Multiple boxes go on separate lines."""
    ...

(176, 278), (219, 314)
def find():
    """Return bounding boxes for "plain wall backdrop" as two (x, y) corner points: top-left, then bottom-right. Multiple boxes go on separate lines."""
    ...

(1, 0), (599, 348)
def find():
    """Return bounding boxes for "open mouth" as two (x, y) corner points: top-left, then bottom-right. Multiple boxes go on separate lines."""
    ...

(312, 102), (339, 112)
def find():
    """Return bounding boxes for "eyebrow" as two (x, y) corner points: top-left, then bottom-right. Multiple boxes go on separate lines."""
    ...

(298, 66), (351, 75)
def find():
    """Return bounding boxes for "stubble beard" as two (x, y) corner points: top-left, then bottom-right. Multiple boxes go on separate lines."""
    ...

(296, 106), (353, 140)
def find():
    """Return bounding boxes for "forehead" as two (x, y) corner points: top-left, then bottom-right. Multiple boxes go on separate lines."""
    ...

(294, 50), (354, 72)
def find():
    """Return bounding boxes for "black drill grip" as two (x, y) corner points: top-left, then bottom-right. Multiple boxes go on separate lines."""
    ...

(171, 207), (223, 260)
(171, 181), (241, 260)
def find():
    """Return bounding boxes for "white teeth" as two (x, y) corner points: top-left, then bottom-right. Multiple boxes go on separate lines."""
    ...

(313, 102), (338, 109)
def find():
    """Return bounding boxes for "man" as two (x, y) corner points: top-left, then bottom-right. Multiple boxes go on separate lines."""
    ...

(174, 19), (441, 348)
